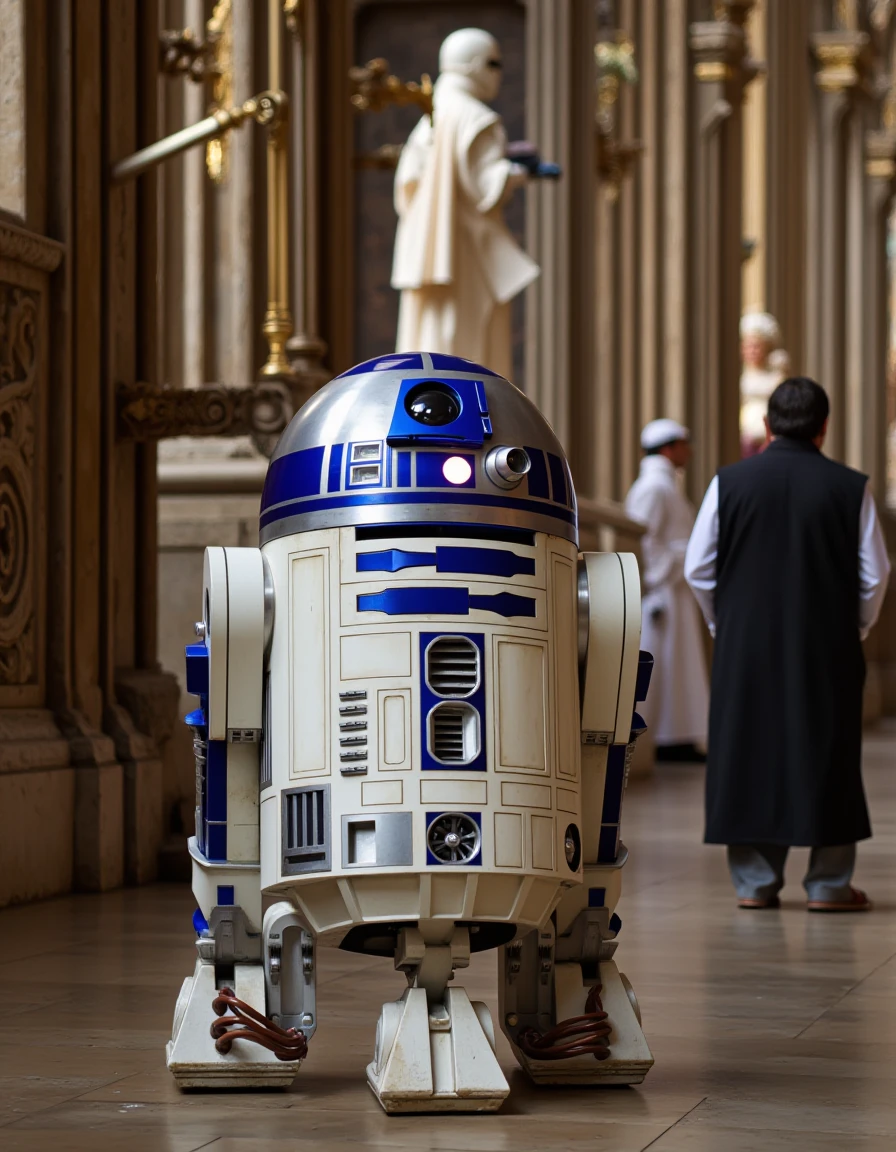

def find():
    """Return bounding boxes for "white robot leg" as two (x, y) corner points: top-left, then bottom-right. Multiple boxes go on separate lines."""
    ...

(368, 925), (509, 1113)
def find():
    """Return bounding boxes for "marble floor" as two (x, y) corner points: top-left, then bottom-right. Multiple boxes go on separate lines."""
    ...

(3, 725), (896, 1151)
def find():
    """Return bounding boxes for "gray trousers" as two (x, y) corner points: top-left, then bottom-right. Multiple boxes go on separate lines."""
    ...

(727, 843), (856, 902)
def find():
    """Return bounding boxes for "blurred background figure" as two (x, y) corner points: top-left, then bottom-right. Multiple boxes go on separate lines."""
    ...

(685, 379), (891, 912)
(391, 27), (549, 380)
(740, 310), (788, 457)
(625, 419), (709, 764)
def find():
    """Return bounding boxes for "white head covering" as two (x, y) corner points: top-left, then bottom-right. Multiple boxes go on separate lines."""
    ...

(740, 310), (781, 344)
(438, 28), (502, 102)
(641, 418), (690, 452)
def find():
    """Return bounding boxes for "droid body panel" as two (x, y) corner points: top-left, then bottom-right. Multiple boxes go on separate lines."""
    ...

(166, 353), (653, 1110)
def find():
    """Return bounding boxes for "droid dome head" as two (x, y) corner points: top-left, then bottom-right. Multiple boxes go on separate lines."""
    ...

(260, 353), (576, 548)
(438, 28), (502, 102)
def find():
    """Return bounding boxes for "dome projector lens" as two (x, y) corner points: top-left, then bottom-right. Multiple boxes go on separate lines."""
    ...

(405, 383), (462, 426)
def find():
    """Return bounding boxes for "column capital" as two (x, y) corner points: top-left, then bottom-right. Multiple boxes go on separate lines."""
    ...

(865, 127), (896, 182)
(811, 31), (871, 94)
(690, 21), (745, 85)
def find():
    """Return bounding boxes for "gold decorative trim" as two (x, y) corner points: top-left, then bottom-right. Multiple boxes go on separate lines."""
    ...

(866, 158), (896, 178)
(0, 221), (64, 273)
(695, 62), (733, 83)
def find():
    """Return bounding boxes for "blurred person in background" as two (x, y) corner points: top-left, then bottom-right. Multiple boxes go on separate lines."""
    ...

(625, 419), (709, 764)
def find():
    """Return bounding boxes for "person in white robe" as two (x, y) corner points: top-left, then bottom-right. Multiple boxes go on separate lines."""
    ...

(625, 419), (710, 762)
(391, 28), (541, 380)
(740, 310), (788, 456)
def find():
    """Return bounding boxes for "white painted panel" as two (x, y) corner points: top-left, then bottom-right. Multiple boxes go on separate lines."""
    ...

(500, 781), (552, 809)
(495, 639), (548, 772)
(290, 552), (329, 777)
(494, 812), (523, 868)
(362, 780), (403, 806)
(340, 631), (411, 679)
(378, 689), (411, 769)
(531, 814), (556, 870)
(419, 779), (488, 806)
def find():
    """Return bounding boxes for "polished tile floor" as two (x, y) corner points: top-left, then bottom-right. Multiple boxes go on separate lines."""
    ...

(3, 724), (896, 1151)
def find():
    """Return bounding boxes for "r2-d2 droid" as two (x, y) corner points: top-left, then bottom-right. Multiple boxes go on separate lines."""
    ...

(166, 352), (654, 1112)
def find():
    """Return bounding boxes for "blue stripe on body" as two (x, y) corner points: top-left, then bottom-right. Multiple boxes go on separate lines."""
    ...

(356, 546), (535, 578)
(357, 587), (536, 618)
(260, 489), (577, 529)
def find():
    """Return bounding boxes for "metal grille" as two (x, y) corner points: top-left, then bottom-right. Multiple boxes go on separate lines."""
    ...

(427, 812), (481, 864)
(426, 636), (479, 697)
(429, 702), (478, 763)
(281, 785), (330, 874)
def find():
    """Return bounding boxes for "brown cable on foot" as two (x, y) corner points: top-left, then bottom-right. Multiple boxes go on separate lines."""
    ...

(210, 986), (309, 1062)
(515, 985), (612, 1061)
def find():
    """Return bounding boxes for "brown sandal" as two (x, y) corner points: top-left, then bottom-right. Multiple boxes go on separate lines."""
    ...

(807, 888), (872, 913)
(737, 896), (781, 909)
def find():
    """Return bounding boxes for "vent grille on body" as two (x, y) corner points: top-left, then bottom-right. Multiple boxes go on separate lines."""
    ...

(429, 702), (480, 764)
(425, 636), (479, 697)
(281, 785), (330, 874)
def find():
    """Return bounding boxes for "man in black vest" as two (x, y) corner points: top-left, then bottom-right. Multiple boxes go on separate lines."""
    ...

(684, 378), (890, 911)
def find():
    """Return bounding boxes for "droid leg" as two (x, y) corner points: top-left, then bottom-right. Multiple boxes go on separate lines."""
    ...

(500, 848), (653, 1085)
(167, 891), (313, 1088)
(367, 925), (509, 1113)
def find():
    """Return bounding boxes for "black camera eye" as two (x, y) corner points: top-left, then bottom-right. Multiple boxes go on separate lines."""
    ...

(405, 383), (462, 426)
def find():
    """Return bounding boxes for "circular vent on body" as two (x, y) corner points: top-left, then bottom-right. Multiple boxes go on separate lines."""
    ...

(426, 812), (481, 864)
(425, 636), (479, 697)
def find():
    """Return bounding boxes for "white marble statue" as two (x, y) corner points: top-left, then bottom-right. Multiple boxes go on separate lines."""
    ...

(740, 310), (789, 456)
(391, 28), (557, 380)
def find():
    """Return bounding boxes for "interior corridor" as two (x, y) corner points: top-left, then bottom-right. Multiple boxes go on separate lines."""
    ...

(2, 725), (896, 1151)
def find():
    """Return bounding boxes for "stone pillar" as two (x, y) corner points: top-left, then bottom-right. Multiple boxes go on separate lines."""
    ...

(689, 1), (758, 495)
(807, 30), (870, 461)
(863, 130), (896, 499)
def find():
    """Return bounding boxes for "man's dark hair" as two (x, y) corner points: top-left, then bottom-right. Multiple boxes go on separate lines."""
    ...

(767, 377), (830, 441)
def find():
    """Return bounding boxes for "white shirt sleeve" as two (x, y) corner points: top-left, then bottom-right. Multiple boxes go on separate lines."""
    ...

(684, 475), (719, 637)
(858, 484), (891, 640)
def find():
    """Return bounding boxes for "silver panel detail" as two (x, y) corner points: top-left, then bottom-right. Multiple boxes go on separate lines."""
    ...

(282, 785), (330, 874)
(341, 812), (414, 868)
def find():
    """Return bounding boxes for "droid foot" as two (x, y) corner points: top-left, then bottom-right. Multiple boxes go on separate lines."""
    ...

(367, 986), (509, 1113)
(509, 962), (653, 1085)
(167, 959), (301, 1089)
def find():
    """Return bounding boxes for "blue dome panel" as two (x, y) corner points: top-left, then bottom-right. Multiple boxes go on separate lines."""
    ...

(428, 353), (500, 376)
(335, 353), (425, 378)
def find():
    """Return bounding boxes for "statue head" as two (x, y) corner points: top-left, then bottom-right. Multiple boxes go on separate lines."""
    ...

(740, 310), (781, 369)
(439, 28), (503, 102)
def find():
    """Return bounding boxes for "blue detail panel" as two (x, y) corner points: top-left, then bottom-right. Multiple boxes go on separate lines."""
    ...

(598, 824), (619, 863)
(428, 353), (499, 376)
(388, 379), (486, 447)
(548, 453), (569, 506)
(609, 913), (622, 934)
(420, 633), (487, 772)
(358, 587), (536, 619)
(631, 713), (647, 741)
(425, 811), (484, 864)
(525, 448), (550, 499)
(206, 824), (227, 861)
(481, 416), (493, 437)
(259, 489), (577, 530)
(436, 547), (535, 578)
(185, 707), (205, 728)
(636, 651), (654, 703)
(185, 644), (209, 697)
(474, 381), (489, 413)
(216, 885), (235, 906)
(356, 546), (535, 579)
(397, 451), (412, 487)
(415, 452), (476, 488)
(601, 745), (627, 824)
(262, 445), (325, 510)
(588, 887), (607, 908)
(327, 443), (344, 492)
(193, 908), (209, 935)
(335, 353), (425, 377)
(206, 742), (228, 822)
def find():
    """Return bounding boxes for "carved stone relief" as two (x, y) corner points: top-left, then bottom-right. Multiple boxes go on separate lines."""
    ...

(0, 284), (37, 685)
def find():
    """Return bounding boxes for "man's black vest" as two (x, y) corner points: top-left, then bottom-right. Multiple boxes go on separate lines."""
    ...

(706, 437), (870, 846)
